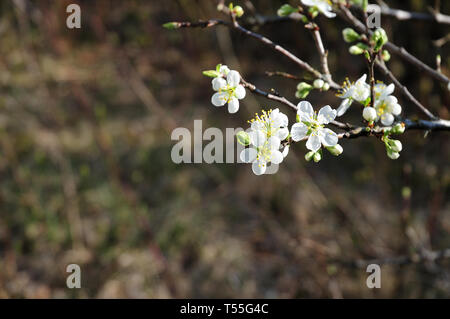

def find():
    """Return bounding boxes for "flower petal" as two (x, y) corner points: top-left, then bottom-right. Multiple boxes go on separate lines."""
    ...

(277, 127), (289, 140)
(297, 101), (314, 121)
(391, 103), (402, 116)
(270, 150), (283, 165)
(211, 92), (227, 106)
(249, 130), (266, 147)
(219, 65), (230, 75)
(320, 128), (338, 147)
(282, 145), (290, 158)
(290, 122), (308, 142)
(227, 98), (239, 113)
(268, 136), (281, 150)
(252, 159), (266, 175)
(227, 70), (241, 87)
(381, 113), (394, 126)
(337, 98), (352, 117)
(306, 133), (321, 152)
(235, 85), (246, 99)
(212, 77), (226, 91)
(240, 148), (257, 163)
(317, 105), (337, 124)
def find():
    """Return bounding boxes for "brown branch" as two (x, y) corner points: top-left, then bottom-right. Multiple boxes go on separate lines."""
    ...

(337, 3), (450, 85)
(376, 60), (438, 120)
(366, 4), (450, 25)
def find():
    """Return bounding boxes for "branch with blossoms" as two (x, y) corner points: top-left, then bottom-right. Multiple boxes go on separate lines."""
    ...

(164, 0), (450, 175)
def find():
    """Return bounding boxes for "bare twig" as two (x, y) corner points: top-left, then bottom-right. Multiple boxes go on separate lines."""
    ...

(366, 4), (450, 25)
(338, 3), (450, 86)
(376, 60), (439, 120)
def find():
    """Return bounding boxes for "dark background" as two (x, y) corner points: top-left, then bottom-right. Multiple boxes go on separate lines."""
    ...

(0, 0), (448, 298)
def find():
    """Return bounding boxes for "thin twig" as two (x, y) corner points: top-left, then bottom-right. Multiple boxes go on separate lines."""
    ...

(366, 4), (450, 25)
(338, 3), (450, 85)
(376, 60), (439, 120)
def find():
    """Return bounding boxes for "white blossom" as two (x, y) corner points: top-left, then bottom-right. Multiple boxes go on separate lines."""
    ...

(240, 109), (289, 175)
(336, 74), (370, 116)
(301, 0), (336, 18)
(211, 70), (246, 113)
(362, 106), (377, 122)
(290, 101), (339, 153)
(373, 83), (401, 126)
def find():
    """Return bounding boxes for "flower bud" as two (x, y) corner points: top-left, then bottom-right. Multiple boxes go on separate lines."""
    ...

(313, 151), (322, 162)
(349, 45), (365, 55)
(326, 144), (343, 156)
(236, 131), (250, 146)
(322, 82), (330, 91)
(387, 149), (400, 160)
(372, 28), (388, 51)
(342, 28), (360, 43)
(388, 139), (402, 152)
(296, 82), (313, 99)
(313, 79), (325, 89)
(382, 50), (391, 62)
(305, 151), (315, 162)
(277, 4), (298, 17)
(362, 107), (377, 122)
(163, 22), (180, 30)
(391, 123), (405, 134)
(297, 82), (312, 91)
(233, 6), (244, 17)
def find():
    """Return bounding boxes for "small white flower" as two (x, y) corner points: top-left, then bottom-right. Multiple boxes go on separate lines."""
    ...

(290, 101), (339, 153)
(240, 109), (289, 175)
(211, 70), (246, 113)
(337, 74), (370, 116)
(373, 83), (401, 126)
(362, 106), (377, 122)
(301, 0), (336, 18)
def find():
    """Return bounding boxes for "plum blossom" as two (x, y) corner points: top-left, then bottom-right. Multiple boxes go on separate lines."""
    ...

(290, 101), (339, 153)
(373, 83), (402, 126)
(336, 74), (370, 116)
(240, 109), (289, 175)
(301, 0), (336, 18)
(211, 70), (246, 113)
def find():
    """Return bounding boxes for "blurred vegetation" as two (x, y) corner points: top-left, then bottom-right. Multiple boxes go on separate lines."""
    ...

(0, 0), (448, 298)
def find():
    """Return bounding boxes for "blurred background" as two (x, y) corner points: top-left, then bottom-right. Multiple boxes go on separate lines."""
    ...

(0, 0), (449, 298)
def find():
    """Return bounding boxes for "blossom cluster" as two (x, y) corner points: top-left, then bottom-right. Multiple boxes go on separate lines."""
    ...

(337, 74), (402, 126)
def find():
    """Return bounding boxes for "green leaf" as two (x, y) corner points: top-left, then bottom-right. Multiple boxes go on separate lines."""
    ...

(202, 70), (220, 78)
(162, 22), (179, 30)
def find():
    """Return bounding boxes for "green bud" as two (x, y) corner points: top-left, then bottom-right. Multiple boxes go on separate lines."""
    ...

(322, 82), (330, 91)
(342, 28), (360, 43)
(326, 144), (343, 156)
(349, 45), (365, 55)
(296, 82), (313, 99)
(391, 123), (405, 135)
(387, 139), (402, 152)
(163, 22), (180, 30)
(305, 151), (315, 162)
(296, 90), (310, 99)
(277, 4), (298, 17)
(309, 7), (319, 18)
(236, 131), (250, 146)
(202, 70), (221, 78)
(313, 79), (325, 89)
(372, 28), (388, 52)
(233, 5), (244, 17)
(382, 50), (391, 62)
(313, 151), (322, 162)
(297, 82), (312, 91)
(387, 149), (400, 160)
